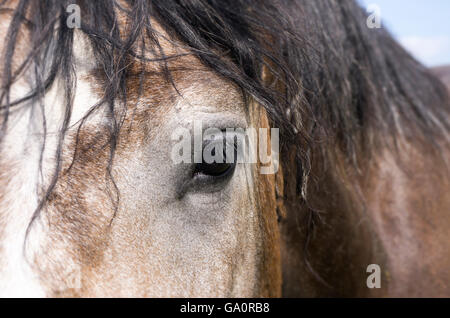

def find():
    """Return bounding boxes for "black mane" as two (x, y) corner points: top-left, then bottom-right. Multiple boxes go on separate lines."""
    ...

(1, 0), (449, 220)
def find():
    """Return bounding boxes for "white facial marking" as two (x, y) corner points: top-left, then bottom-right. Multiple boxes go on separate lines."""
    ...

(0, 30), (100, 296)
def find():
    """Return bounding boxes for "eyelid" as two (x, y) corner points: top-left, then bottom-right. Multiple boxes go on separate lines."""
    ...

(176, 163), (236, 199)
(176, 134), (238, 199)
(193, 112), (248, 131)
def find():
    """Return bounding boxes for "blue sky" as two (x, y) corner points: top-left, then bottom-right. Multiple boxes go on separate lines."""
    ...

(357, 0), (450, 67)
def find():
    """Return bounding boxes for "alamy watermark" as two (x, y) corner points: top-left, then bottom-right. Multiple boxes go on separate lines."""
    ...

(366, 4), (381, 29)
(62, 264), (82, 291)
(66, 4), (81, 29)
(171, 121), (279, 175)
(366, 264), (381, 288)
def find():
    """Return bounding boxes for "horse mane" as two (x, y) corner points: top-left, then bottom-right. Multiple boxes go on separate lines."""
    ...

(1, 0), (449, 222)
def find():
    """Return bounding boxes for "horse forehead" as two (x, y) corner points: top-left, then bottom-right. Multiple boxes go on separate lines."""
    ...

(71, 17), (242, 122)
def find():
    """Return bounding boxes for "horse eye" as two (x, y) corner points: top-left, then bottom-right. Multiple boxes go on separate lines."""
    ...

(193, 138), (237, 179)
(194, 161), (235, 177)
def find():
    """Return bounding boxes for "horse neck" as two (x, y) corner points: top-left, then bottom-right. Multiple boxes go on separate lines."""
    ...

(280, 137), (450, 297)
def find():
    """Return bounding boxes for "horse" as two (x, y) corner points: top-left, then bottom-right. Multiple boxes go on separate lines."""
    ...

(0, 0), (449, 297)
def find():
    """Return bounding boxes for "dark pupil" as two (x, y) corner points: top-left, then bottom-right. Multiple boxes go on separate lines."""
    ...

(194, 161), (232, 177)
(194, 141), (236, 177)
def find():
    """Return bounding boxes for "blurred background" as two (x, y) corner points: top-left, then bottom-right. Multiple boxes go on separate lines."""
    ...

(358, 0), (450, 67)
